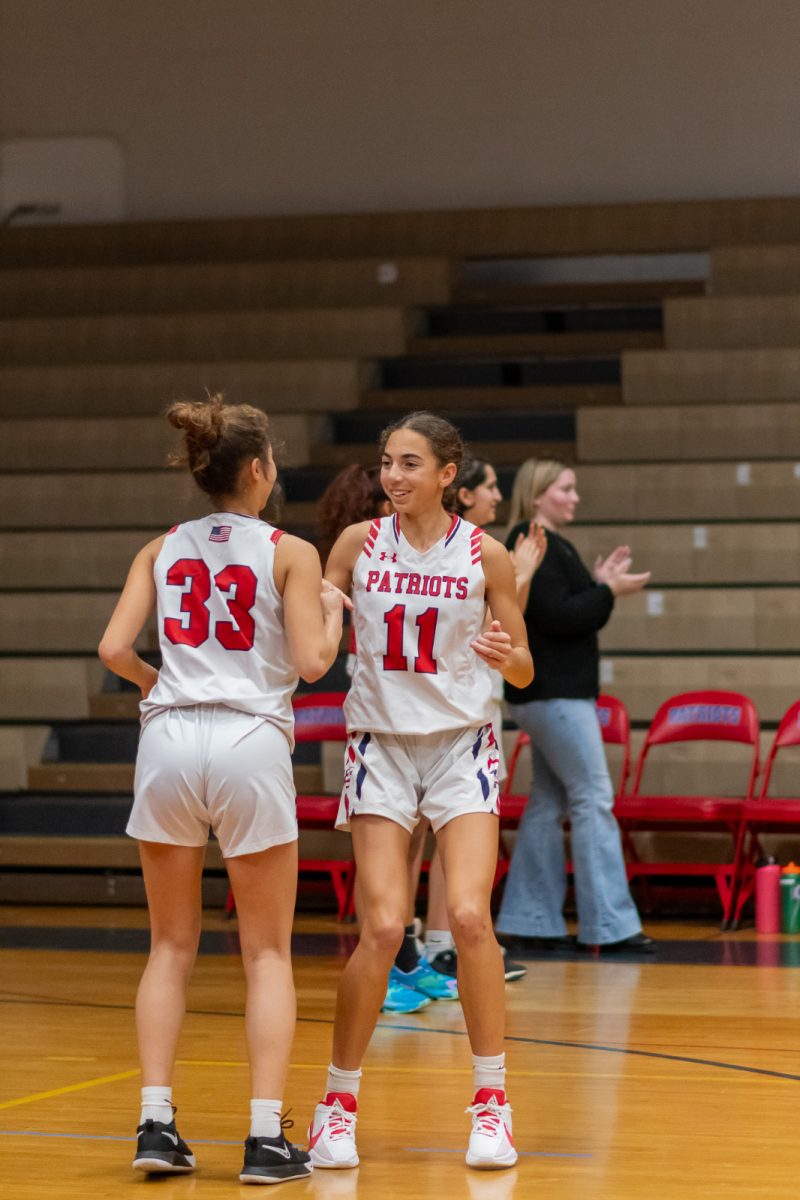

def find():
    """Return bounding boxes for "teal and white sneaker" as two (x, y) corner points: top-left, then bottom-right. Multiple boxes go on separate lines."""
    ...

(381, 981), (431, 1013)
(389, 962), (459, 1000)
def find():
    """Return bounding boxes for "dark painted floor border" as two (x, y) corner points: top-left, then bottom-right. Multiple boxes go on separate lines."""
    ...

(2, 925), (800, 967)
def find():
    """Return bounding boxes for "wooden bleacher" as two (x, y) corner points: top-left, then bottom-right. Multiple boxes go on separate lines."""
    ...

(664, 294), (800, 350)
(0, 257), (453, 317)
(567, 523), (800, 585)
(709, 244), (800, 295)
(623, 346), (800, 404)
(578, 401), (800, 460)
(0, 306), (409, 364)
(4, 194), (800, 266)
(3, 196), (800, 908)
(0, 359), (368, 417)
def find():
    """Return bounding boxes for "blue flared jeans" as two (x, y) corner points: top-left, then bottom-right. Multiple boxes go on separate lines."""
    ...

(496, 698), (641, 945)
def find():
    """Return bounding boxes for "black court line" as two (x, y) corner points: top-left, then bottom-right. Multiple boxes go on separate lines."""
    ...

(1, 990), (798, 1084)
(4, 925), (800, 966)
(0, 926), (358, 958)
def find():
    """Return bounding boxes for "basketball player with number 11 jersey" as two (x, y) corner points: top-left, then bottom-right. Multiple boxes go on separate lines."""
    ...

(309, 413), (532, 1173)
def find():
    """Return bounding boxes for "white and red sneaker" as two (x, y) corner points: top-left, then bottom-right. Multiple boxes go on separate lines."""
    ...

(307, 1091), (359, 1169)
(465, 1088), (517, 1170)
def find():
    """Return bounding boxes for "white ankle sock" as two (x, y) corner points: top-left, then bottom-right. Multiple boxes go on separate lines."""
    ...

(140, 1085), (173, 1124)
(472, 1053), (506, 1094)
(425, 929), (455, 960)
(326, 1063), (362, 1099)
(250, 1098), (283, 1138)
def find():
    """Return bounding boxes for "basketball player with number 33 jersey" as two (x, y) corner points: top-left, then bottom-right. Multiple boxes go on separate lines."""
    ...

(99, 395), (347, 1185)
(308, 412), (533, 1172)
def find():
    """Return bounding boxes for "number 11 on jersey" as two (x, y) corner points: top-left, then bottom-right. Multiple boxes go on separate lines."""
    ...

(383, 604), (438, 674)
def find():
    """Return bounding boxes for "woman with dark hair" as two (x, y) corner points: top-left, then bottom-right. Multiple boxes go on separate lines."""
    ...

(308, 412), (532, 1172)
(317, 463), (389, 564)
(99, 394), (347, 1184)
(415, 455), (544, 985)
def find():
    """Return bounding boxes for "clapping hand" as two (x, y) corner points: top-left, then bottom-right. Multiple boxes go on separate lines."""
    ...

(594, 545), (651, 597)
(511, 521), (547, 587)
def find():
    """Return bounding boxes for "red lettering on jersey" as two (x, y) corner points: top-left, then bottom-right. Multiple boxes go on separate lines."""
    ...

(366, 570), (380, 591)
(420, 575), (430, 596)
(377, 571), (392, 593)
(394, 571), (409, 591)
(442, 575), (456, 598)
(456, 576), (468, 600)
(428, 576), (441, 597)
(407, 573), (421, 595)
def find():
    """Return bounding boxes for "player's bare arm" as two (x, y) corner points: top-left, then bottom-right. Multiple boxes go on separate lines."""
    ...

(476, 534), (534, 689)
(98, 534), (165, 698)
(275, 534), (346, 682)
(323, 519), (374, 594)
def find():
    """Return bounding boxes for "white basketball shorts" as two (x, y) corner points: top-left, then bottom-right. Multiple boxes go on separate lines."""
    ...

(336, 723), (501, 834)
(128, 704), (297, 857)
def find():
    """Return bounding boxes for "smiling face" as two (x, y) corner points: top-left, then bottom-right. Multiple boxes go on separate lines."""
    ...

(380, 429), (457, 516)
(458, 464), (502, 526)
(535, 467), (579, 529)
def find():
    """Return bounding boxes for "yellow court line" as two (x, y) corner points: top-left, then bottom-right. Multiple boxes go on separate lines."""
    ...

(0, 1068), (141, 1111)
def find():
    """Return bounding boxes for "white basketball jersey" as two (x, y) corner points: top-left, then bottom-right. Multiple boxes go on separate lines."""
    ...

(344, 512), (495, 735)
(140, 512), (297, 742)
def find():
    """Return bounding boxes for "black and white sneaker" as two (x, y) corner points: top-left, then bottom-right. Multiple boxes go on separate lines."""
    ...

(133, 1115), (196, 1174)
(501, 948), (527, 982)
(429, 948), (458, 978)
(240, 1119), (312, 1185)
(430, 946), (527, 982)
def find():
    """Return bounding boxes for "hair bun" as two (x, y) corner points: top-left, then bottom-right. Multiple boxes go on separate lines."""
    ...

(166, 394), (225, 448)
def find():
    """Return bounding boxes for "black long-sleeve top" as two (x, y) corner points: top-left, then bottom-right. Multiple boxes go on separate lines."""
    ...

(504, 524), (615, 704)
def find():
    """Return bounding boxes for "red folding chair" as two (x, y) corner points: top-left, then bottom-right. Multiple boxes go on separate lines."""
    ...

(729, 699), (800, 928)
(495, 694), (631, 889)
(226, 692), (354, 921)
(614, 689), (759, 926)
(596, 693), (632, 799)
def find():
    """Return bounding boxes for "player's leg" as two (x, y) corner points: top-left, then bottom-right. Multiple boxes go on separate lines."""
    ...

(424, 848), (456, 968)
(381, 818), (432, 1012)
(207, 709), (312, 1183)
(385, 820), (458, 1007)
(436, 812), (517, 1170)
(226, 842), (312, 1183)
(334, 815), (411, 1063)
(309, 814), (410, 1168)
(134, 840), (204, 1173)
(435, 813), (505, 1054)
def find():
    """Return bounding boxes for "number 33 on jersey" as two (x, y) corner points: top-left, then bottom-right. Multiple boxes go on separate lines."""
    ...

(140, 513), (297, 742)
(344, 513), (495, 735)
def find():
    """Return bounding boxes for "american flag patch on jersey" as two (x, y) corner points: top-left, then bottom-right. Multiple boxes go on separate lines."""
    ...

(209, 525), (232, 542)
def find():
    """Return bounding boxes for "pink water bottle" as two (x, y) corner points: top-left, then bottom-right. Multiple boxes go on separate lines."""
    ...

(755, 856), (781, 934)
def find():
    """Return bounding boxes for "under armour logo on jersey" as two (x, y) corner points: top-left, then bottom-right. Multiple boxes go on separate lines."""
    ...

(379, 551), (397, 562)
(209, 525), (232, 543)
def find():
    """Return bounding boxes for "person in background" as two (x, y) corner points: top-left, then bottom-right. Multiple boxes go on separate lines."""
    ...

(419, 456), (545, 986)
(495, 458), (654, 955)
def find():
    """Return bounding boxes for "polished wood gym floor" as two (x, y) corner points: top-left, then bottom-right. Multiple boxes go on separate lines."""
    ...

(2, 905), (799, 1199)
